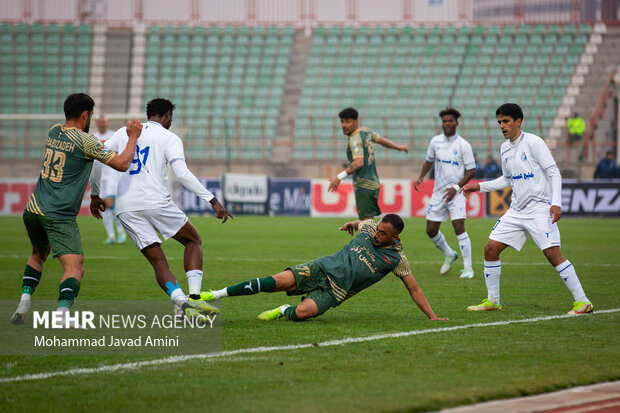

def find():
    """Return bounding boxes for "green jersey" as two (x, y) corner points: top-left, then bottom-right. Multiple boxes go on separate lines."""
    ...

(315, 220), (411, 304)
(25, 124), (115, 218)
(346, 127), (381, 191)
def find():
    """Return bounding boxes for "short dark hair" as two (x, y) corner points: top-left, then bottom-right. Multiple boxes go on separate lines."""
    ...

(339, 107), (358, 120)
(146, 98), (176, 118)
(496, 103), (524, 121)
(381, 214), (404, 234)
(439, 107), (461, 120)
(63, 93), (94, 120)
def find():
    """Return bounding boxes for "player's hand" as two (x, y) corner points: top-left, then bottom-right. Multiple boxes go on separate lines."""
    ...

(430, 316), (449, 321)
(126, 119), (143, 140)
(328, 177), (340, 192)
(550, 205), (562, 224)
(460, 183), (480, 198)
(414, 178), (423, 191)
(442, 188), (457, 203)
(339, 221), (359, 236)
(398, 145), (409, 154)
(212, 201), (234, 223)
(89, 195), (106, 219)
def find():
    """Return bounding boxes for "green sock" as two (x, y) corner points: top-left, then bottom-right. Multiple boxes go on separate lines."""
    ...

(58, 277), (81, 309)
(284, 306), (301, 322)
(226, 276), (277, 296)
(22, 265), (42, 295)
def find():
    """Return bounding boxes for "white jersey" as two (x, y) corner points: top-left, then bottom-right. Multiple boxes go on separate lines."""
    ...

(104, 121), (185, 214)
(94, 129), (121, 196)
(498, 132), (557, 216)
(425, 133), (475, 192)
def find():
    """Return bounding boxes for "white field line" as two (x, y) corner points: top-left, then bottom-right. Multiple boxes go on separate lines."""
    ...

(1, 254), (619, 268)
(1, 308), (618, 384)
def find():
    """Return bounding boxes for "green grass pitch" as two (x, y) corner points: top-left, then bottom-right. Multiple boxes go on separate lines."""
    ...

(0, 215), (619, 412)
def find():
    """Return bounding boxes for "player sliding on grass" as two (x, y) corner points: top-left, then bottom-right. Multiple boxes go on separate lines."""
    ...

(460, 103), (593, 315)
(200, 214), (448, 322)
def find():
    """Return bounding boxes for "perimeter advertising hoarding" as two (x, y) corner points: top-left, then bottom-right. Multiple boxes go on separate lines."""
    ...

(310, 179), (485, 218)
(221, 173), (270, 215)
(486, 180), (620, 217)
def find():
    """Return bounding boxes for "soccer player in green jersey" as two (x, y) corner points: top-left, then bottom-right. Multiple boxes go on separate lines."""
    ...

(10, 93), (143, 325)
(200, 214), (448, 322)
(328, 107), (409, 220)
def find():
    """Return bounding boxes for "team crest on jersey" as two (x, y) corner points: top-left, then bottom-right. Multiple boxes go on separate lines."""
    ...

(352, 143), (361, 155)
(521, 152), (527, 161)
(453, 149), (458, 155)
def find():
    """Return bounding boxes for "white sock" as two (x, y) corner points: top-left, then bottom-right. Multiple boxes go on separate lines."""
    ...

(484, 260), (501, 305)
(212, 288), (228, 300)
(102, 209), (115, 239)
(186, 270), (203, 296)
(430, 231), (454, 257)
(457, 232), (472, 270)
(16, 294), (31, 313)
(556, 260), (588, 302)
(170, 287), (189, 306)
(115, 217), (126, 236)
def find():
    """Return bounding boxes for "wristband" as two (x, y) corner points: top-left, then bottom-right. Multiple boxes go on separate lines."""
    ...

(337, 170), (348, 180)
(452, 184), (460, 191)
(209, 197), (218, 205)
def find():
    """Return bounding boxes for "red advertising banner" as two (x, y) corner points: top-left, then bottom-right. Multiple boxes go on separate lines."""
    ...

(311, 179), (411, 217)
(310, 178), (485, 218)
(0, 178), (92, 216)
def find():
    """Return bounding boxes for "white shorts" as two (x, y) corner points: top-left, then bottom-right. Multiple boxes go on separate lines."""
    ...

(426, 190), (467, 222)
(117, 202), (188, 250)
(489, 210), (561, 251)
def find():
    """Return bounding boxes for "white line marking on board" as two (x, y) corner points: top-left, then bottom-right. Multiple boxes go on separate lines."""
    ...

(1, 308), (618, 383)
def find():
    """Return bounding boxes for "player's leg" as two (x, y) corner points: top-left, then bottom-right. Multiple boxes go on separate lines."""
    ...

(205, 269), (296, 301)
(261, 288), (337, 321)
(106, 197), (126, 243)
(468, 214), (526, 311)
(354, 188), (381, 220)
(141, 243), (215, 318)
(56, 253), (84, 311)
(529, 218), (593, 314)
(449, 192), (473, 278)
(426, 193), (458, 274)
(102, 197), (116, 244)
(172, 219), (203, 299)
(10, 245), (50, 324)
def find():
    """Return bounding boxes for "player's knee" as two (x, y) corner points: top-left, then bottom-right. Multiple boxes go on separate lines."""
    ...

(426, 228), (438, 238)
(294, 307), (313, 321)
(484, 242), (500, 260)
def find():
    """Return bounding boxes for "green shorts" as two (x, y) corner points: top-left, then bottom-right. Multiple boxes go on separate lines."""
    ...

(287, 261), (339, 316)
(354, 188), (381, 219)
(23, 210), (83, 258)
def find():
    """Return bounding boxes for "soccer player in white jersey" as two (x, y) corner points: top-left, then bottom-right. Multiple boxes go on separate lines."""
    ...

(90, 98), (234, 320)
(92, 116), (126, 244)
(461, 103), (593, 315)
(415, 108), (476, 279)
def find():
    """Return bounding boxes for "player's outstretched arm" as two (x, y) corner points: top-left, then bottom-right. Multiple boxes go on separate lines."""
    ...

(377, 137), (408, 153)
(328, 158), (363, 192)
(106, 119), (143, 172)
(401, 274), (448, 321)
(339, 220), (362, 236)
(414, 161), (434, 191)
(459, 182), (480, 198)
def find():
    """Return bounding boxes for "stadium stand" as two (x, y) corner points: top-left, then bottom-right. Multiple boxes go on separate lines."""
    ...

(0, 22), (590, 162)
(0, 22), (91, 158)
(295, 24), (587, 160)
(142, 24), (293, 160)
